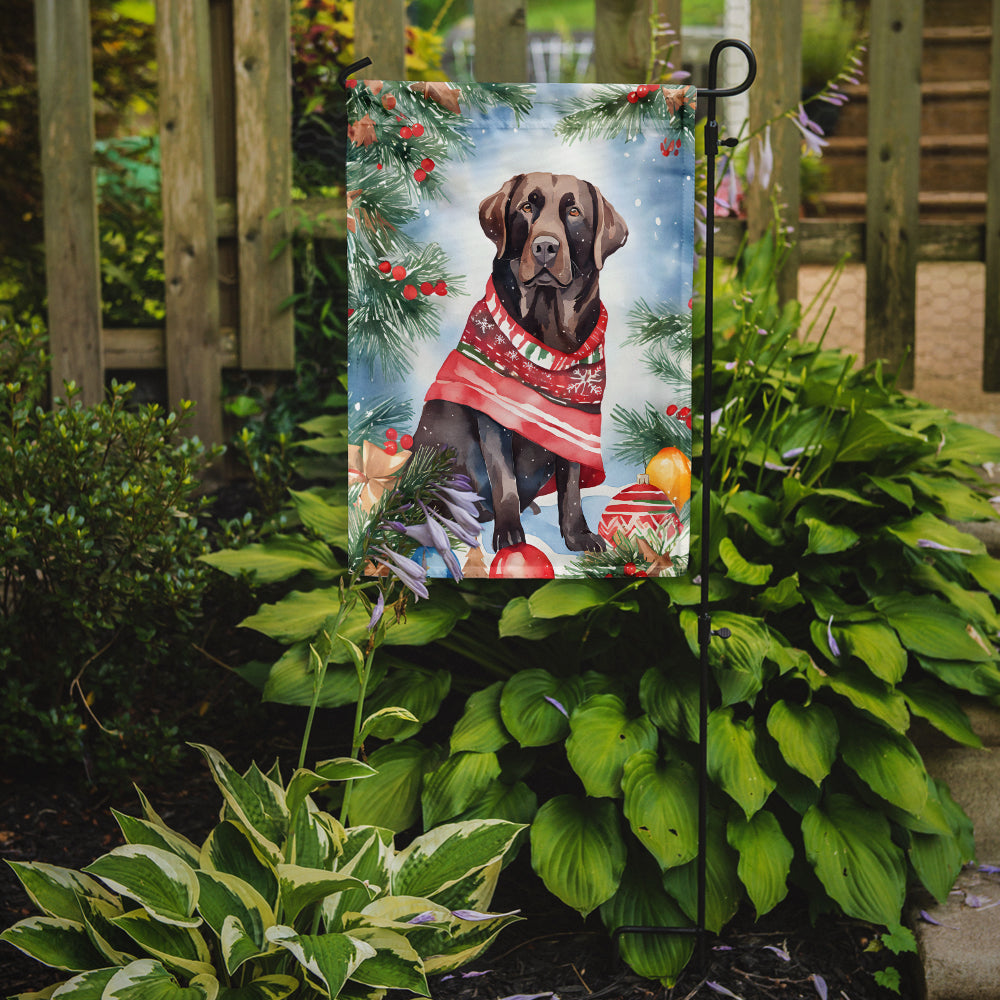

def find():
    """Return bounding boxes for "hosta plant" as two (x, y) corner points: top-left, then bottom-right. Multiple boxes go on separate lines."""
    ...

(1, 744), (523, 999)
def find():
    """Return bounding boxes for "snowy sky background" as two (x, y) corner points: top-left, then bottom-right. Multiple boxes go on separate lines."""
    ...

(351, 83), (697, 569)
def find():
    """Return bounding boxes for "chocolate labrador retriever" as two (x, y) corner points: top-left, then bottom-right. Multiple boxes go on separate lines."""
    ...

(413, 172), (628, 552)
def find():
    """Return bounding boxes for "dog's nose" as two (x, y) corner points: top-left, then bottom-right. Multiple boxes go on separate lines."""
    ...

(531, 235), (561, 268)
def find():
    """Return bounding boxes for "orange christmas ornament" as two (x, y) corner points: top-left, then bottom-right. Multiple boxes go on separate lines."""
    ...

(645, 446), (692, 509)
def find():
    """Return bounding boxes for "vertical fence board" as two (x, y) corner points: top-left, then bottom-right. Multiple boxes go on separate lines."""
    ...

(157, 0), (222, 444)
(747, 0), (801, 304)
(984, 0), (1000, 390)
(864, 0), (923, 389)
(355, 0), (406, 79)
(34, 0), (103, 405)
(233, 0), (294, 369)
(595, 0), (652, 83)
(474, 0), (527, 82)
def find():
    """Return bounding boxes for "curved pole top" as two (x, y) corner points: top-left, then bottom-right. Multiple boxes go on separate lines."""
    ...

(697, 39), (756, 100)
(338, 57), (373, 90)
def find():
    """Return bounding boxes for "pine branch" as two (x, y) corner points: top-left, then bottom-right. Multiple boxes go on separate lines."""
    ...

(644, 343), (691, 393)
(554, 85), (695, 146)
(611, 401), (691, 466)
(625, 300), (692, 349)
(348, 394), (414, 447)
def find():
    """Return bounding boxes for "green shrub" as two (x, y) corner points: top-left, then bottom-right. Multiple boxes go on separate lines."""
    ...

(0, 317), (220, 782)
(1, 743), (524, 998)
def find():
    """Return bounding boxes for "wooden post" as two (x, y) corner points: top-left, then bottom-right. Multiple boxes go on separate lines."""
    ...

(233, 0), (294, 369)
(355, 0), (406, 80)
(983, 0), (1000, 390)
(747, 0), (802, 305)
(864, 0), (923, 389)
(34, 0), (104, 405)
(157, 0), (223, 444)
(594, 0), (652, 84)
(473, 0), (527, 82)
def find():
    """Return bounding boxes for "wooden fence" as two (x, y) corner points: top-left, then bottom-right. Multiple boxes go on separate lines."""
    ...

(33, 0), (1000, 446)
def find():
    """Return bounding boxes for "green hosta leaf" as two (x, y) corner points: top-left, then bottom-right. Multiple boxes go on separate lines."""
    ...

(264, 926), (375, 997)
(111, 909), (214, 978)
(0, 916), (107, 971)
(916, 655), (1000, 697)
(565, 695), (658, 798)
(839, 718), (928, 816)
(661, 811), (741, 933)
(497, 596), (565, 639)
(261, 644), (386, 708)
(936, 421), (1000, 464)
(966, 553), (1000, 597)
(112, 812), (201, 868)
(639, 665), (699, 742)
(886, 512), (985, 556)
(499, 670), (585, 747)
(360, 706), (421, 742)
(421, 751), (502, 828)
(103, 959), (218, 1000)
(835, 410), (927, 463)
(347, 740), (442, 832)
(362, 667), (451, 740)
(875, 593), (995, 662)
(345, 926), (429, 994)
(835, 621), (907, 684)
(216, 975), (299, 1000)
(190, 746), (287, 863)
(803, 517), (859, 556)
(285, 759), (376, 822)
(393, 820), (524, 900)
(289, 488), (349, 544)
(755, 573), (805, 614)
(200, 536), (340, 584)
(866, 474), (914, 509)
(527, 579), (618, 617)
(802, 793), (906, 926)
(727, 811), (793, 917)
(718, 537), (772, 586)
(765, 700), (838, 786)
(621, 751), (698, 871)
(907, 472), (998, 521)
(530, 795), (626, 917)
(680, 610), (770, 706)
(83, 846), (200, 928)
(453, 779), (538, 827)
(901, 680), (982, 748)
(707, 708), (776, 818)
(277, 865), (374, 925)
(911, 562), (1000, 633)
(200, 822), (278, 910)
(195, 871), (273, 974)
(909, 827), (965, 905)
(450, 682), (511, 754)
(599, 853), (694, 987)
(5, 862), (118, 923)
(809, 661), (910, 732)
(724, 490), (784, 545)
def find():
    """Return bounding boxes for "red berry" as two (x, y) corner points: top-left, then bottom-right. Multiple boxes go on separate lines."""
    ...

(348, 308), (354, 317)
(636, 570), (649, 577)
(379, 260), (392, 273)
(403, 284), (418, 300)
(627, 91), (639, 103)
(666, 404), (678, 416)
(381, 94), (396, 110)
(346, 79), (357, 89)
(414, 168), (427, 182)
(679, 407), (690, 418)
(688, 297), (693, 309)
(384, 440), (398, 455)
(400, 126), (412, 139)
(401, 434), (413, 449)
(392, 265), (407, 280)
(377, 163), (383, 170)
(420, 281), (434, 295)
(686, 416), (692, 429)
(411, 123), (424, 137)
(434, 281), (448, 295)
(624, 562), (637, 576)
(385, 428), (397, 440)
(421, 157), (435, 171)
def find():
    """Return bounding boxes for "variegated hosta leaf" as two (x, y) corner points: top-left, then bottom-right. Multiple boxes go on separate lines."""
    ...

(4, 862), (118, 922)
(423, 860), (501, 916)
(529, 795), (626, 917)
(765, 700), (838, 786)
(265, 925), (376, 998)
(288, 802), (344, 870)
(110, 908), (214, 979)
(450, 681), (511, 754)
(83, 846), (200, 928)
(802, 793), (906, 926)
(200, 822), (278, 910)
(499, 669), (585, 747)
(0, 916), (107, 971)
(47, 966), (118, 997)
(727, 810), (793, 918)
(838, 718), (929, 817)
(285, 760), (376, 824)
(345, 926), (429, 995)
(190, 745), (288, 863)
(276, 864), (375, 925)
(362, 667), (452, 741)
(323, 829), (393, 931)
(565, 695), (658, 799)
(112, 810), (202, 868)
(621, 751), (699, 871)
(195, 871), (274, 973)
(706, 707), (776, 818)
(77, 894), (136, 966)
(421, 751), (502, 829)
(214, 974), (300, 999)
(391, 820), (524, 901)
(102, 958), (218, 999)
(421, 907), (522, 975)
(599, 853), (694, 987)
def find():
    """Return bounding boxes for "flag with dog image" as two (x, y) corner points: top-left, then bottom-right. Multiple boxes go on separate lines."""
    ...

(347, 80), (696, 580)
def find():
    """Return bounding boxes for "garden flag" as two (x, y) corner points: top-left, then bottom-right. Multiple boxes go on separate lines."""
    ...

(347, 80), (696, 579)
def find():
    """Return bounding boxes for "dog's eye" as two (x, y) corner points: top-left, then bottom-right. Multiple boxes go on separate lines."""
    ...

(567, 206), (582, 217)
(518, 201), (532, 214)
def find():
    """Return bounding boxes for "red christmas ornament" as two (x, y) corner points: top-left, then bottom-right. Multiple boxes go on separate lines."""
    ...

(392, 265), (407, 280)
(489, 543), (555, 579)
(414, 168), (427, 182)
(379, 260), (391, 273)
(598, 475), (682, 553)
(403, 284), (418, 300)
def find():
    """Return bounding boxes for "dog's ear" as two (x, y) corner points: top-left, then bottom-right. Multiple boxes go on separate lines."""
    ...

(479, 175), (524, 257)
(589, 183), (629, 269)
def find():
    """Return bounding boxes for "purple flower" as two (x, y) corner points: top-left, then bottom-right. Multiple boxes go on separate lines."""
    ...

(706, 983), (742, 999)
(812, 974), (828, 1000)
(763, 944), (790, 961)
(791, 104), (828, 156)
(747, 125), (773, 190)
(917, 538), (973, 554)
(451, 908), (520, 921)
(827, 616), (841, 658)
(372, 546), (429, 600)
(407, 911), (438, 925)
(367, 590), (385, 631)
(544, 695), (569, 718)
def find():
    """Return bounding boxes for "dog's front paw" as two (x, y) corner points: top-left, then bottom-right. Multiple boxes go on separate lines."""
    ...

(493, 524), (526, 550)
(564, 531), (606, 552)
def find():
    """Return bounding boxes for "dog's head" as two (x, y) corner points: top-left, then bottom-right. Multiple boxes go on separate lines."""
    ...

(479, 173), (628, 291)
